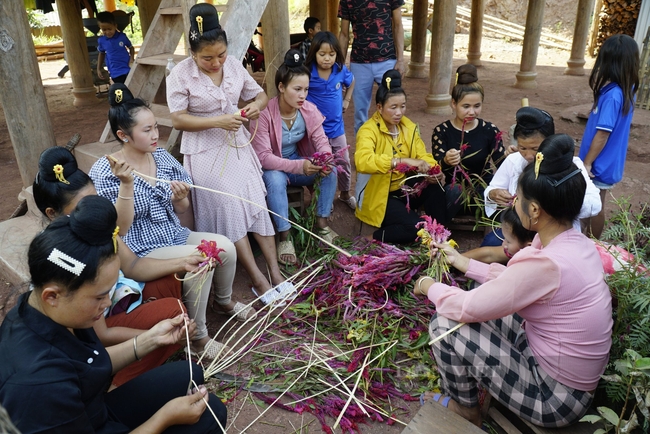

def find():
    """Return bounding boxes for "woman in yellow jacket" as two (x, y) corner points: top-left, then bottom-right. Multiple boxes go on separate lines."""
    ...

(355, 70), (447, 243)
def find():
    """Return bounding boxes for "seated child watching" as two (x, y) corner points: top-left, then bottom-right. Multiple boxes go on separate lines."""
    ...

(97, 11), (134, 84)
(299, 16), (321, 60)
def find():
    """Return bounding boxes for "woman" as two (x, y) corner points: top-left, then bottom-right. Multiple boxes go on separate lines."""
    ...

(89, 84), (243, 360)
(415, 134), (612, 428)
(354, 69), (446, 244)
(251, 49), (338, 266)
(34, 147), (206, 386)
(431, 63), (505, 220)
(0, 195), (227, 433)
(482, 107), (601, 245)
(166, 4), (286, 305)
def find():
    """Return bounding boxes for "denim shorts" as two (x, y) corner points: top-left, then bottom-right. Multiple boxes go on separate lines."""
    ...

(592, 179), (614, 190)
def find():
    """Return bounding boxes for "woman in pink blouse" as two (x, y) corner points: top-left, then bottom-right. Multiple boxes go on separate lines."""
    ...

(415, 134), (612, 428)
(167, 4), (287, 305)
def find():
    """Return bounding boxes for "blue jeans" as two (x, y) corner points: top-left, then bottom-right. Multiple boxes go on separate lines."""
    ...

(262, 154), (337, 233)
(350, 59), (397, 134)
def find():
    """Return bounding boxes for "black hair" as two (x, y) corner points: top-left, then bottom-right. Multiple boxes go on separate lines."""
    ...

(305, 31), (345, 69)
(590, 34), (639, 116)
(518, 134), (586, 225)
(28, 195), (118, 293)
(189, 3), (228, 53)
(375, 69), (406, 105)
(303, 16), (320, 33)
(275, 49), (310, 90)
(107, 83), (150, 142)
(451, 64), (484, 103)
(96, 11), (116, 26)
(33, 147), (93, 218)
(501, 206), (535, 245)
(513, 107), (555, 140)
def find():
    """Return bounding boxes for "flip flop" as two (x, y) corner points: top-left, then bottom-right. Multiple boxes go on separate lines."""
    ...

(214, 301), (256, 321)
(251, 287), (286, 307)
(338, 196), (357, 210)
(319, 226), (339, 245)
(275, 281), (297, 299)
(277, 240), (297, 265)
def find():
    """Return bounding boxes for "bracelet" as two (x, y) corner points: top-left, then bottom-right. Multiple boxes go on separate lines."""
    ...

(344, 98), (351, 102)
(391, 158), (396, 169)
(118, 195), (134, 200)
(133, 336), (142, 361)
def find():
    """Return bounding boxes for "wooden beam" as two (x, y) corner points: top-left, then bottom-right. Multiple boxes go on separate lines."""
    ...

(0, 0), (57, 188)
(514, 0), (545, 89)
(564, 0), (596, 75)
(310, 0), (327, 27)
(328, 0), (340, 36)
(406, 0), (428, 78)
(222, 0), (270, 61)
(261, 0), (290, 98)
(138, 0), (163, 39)
(425, 0), (456, 115)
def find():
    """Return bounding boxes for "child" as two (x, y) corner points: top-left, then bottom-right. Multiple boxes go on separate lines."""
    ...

(305, 31), (356, 208)
(299, 16), (321, 60)
(96, 11), (135, 84)
(579, 34), (639, 240)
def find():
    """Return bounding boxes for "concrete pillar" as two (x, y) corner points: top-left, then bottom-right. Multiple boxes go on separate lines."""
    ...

(514, 0), (545, 89)
(138, 0), (163, 39)
(467, 0), (485, 66)
(564, 0), (596, 75)
(406, 0), (428, 78)
(262, 0), (290, 98)
(0, 0), (57, 188)
(57, 0), (99, 106)
(425, 0), (456, 115)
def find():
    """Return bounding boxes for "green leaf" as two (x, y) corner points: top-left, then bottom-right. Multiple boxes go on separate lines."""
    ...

(593, 429), (607, 434)
(597, 406), (620, 426)
(634, 357), (650, 370)
(580, 415), (603, 424)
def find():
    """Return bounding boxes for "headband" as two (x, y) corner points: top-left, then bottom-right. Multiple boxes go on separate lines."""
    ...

(546, 168), (582, 188)
(53, 164), (70, 184)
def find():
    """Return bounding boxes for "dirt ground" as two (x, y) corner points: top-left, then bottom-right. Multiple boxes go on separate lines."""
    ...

(1, 32), (649, 433)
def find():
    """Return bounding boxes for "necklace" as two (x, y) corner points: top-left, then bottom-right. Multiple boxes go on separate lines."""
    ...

(280, 111), (298, 128)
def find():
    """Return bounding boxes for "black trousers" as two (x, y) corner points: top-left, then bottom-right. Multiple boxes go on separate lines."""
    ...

(105, 361), (227, 433)
(374, 180), (448, 244)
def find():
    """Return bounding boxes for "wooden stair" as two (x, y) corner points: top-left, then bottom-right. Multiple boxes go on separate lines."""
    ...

(75, 0), (269, 172)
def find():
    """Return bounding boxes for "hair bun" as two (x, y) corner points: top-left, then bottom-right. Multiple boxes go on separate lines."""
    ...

(456, 64), (478, 85)
(516, 107), (552, 130)
(109, 83), (135, 107)
(537, 134), (575, 174)
(38, 147), (78, 183)
(284, 49), (304, 67)
(381, 69), (402, 89)
(68, 196), (117, 247)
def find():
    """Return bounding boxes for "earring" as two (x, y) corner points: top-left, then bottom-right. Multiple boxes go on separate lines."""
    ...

(533, 218), (539, 225)
(123, 139), (128, 142)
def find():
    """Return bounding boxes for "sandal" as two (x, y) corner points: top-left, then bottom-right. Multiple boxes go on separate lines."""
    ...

(275, 281), (297, 299)
(319, 226), (339, 245)
(277, 240), (297, 265)
(251, 287), (286, 306)
(419, 392), (451, 407)
(214, 301), (256, 321)
(338, 195), (357, 210)
(187, 340), (230, 362)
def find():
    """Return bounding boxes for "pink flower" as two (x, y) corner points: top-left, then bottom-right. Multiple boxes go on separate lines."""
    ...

(196, 239), (225, 267)
(394, 162), (417, 173)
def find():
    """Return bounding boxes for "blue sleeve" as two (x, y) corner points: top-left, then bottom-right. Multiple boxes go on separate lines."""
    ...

(595, 91), (622, 132)
(121, 33), (132, 48)
(89, 158), (119, 204)
(97, 36), (106, 53)
(342, 65), (354, 87)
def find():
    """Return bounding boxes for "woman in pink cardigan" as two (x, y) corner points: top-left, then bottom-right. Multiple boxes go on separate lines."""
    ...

(251, 50), (337, 265)
(415, 134), (612, 428)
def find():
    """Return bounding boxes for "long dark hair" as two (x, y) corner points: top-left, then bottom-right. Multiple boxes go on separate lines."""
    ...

(305, 31), (345, 69)
(590, 34), (639, 115)
(501, 206), (535, 245)
(189, 3), (227, 53)
(107, 83), (150, 142)
(275, 49), (310, 90)
(29, 195), (118, 293)
(375, 69), (406, 105)
(33, 147), (93, 218)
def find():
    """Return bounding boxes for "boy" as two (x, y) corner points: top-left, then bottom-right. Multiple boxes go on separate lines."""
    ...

(96, 12), (134, 84)
(299, 17), (321, 60)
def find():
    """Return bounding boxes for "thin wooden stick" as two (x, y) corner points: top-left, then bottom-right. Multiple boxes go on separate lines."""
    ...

(333, 352), (370, 430)
(429, 322), (465, 345)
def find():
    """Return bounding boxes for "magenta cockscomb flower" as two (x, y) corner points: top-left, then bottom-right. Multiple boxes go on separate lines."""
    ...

(196, 239), (225, 267)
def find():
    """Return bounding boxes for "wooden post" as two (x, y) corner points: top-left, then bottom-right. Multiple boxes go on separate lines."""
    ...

(565, 0), (595, 75)
(103, 0), (117, 12)
(467, 0), (485, 66)
(406, 0), (428, 78)
(0, 0), (57, 188)
(138, 0), (163, 39)
(328, 0), (340, 36)
(262, 0), (290, 98)
(588, 0), (603, 56)
(310, 0), (327, 28)
(57, 0), (99, 106)
(425, 0), (456, 115)
(514, 0), (545, 89)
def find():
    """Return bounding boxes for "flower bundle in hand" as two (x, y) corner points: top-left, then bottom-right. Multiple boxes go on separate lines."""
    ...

(177, 239), (225, 292)
(416, 216), (458, 286)
(310, 146), (350, 171)
(397, 164), (444, 212)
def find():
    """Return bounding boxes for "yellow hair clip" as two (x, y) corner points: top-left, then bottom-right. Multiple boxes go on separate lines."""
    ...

(115, 89), (123, 104)
(196, 16), (204, 35)
(455, 72), (459, 86)
(385, 76), (391, 90)
(112, 226), (120, 254)
(53, 164), (70, 184)
(534, 152), (544, 180)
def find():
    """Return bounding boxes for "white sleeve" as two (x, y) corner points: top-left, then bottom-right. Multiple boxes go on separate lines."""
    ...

(484, 154), (519, 217)
(573, 157), (602, 218)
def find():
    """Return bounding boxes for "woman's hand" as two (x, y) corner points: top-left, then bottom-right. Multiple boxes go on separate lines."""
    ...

(240, 101), (261, 120)
(215, 114), (247, 131)
(149, 313), (193, 347)
(107, 155), (134, 184)
(160, 386), (209, 425)
(488, 189), (514, 206)
(400, 158), (430, 173)
(431, 242), (461, 266)
(303, 159), (323, 176)
(413, 276), (435, 297)
(180, 254), (205, 274)
(170, 181), (191, 202)
(444, 149), (461, 166)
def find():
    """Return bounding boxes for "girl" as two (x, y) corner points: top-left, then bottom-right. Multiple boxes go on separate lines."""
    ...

(355, 69), (446, 244)
(579, 34), (639, 239)
(167, 4), (287, 305)
(251, 49), (339, 267)
(89, 84), (247, 360)
(416, 134), (612, 428)
(482, 107), (601, 245)
(305, 31), (356, 209)
(432, 63), (505, 222)
(0, 197), (226, 433)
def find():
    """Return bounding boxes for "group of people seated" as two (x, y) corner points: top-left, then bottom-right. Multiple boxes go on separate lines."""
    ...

(0, 3), (621, 432)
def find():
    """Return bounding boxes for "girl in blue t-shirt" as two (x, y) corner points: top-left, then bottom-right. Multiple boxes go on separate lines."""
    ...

(579, 34), (639, 239)
(305, 31), (357, 209)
